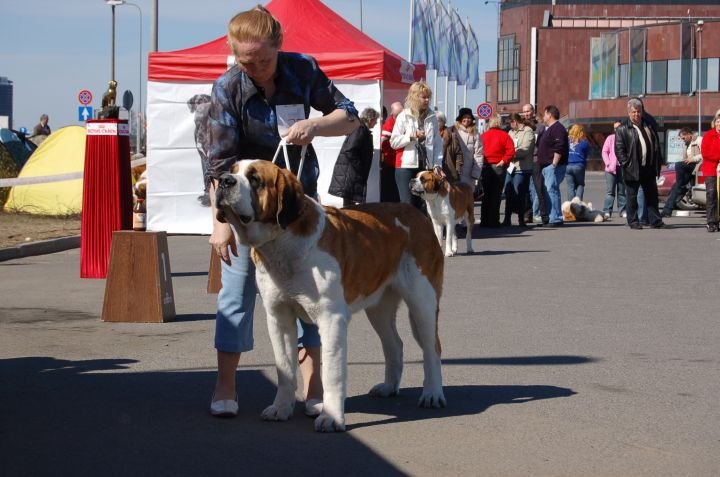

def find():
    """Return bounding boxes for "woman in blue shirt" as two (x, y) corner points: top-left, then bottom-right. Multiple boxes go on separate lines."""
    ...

(206, 5), (358, 418)
(565, 124), (590, 201)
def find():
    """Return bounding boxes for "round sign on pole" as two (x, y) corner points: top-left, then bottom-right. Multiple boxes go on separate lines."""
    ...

(476, 102), (493, 120)
(78, 90), (93, 106)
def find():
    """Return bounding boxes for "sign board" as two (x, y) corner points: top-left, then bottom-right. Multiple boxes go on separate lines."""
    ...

(476, 102), (493, 120)
(665, 129), (685, 163)
(122, 90), (134, 111)
(78, 106), (93, 122)
(78, 89), (93, 105)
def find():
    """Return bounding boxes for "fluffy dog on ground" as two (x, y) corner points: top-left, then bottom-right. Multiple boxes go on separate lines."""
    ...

(562, 196), (607, 222)
(409, 170), (475, 256)
(215, 160), (446, 432)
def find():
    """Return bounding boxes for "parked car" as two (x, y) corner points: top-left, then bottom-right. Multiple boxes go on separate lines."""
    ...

(692, 169), (707, 207)
(657, 162), (702, 210)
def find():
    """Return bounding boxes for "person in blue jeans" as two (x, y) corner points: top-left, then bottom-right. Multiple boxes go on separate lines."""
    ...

(206, 6), (359, 417)
(565, 124), (590, 201)
(601, 121), (626, 218)
(535, 105), (569, 225)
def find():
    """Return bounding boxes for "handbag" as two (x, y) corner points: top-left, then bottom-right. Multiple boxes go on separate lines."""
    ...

(415, 140), (432, 170)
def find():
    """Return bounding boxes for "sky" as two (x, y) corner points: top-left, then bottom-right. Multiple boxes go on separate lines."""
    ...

(0, 0), (499, 131)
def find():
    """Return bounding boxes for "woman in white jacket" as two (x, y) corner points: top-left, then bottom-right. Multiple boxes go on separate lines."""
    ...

(390, 81), (443, 207)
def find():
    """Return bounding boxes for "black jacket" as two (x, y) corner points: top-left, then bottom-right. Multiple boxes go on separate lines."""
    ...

(614, 118), (662, 182)
(328, 124), (374, 203)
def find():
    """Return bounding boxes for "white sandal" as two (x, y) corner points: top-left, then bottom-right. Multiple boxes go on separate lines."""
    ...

(210, 394), (238, 417)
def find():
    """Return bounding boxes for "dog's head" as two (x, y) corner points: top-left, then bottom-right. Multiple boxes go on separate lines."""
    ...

(409, 170), (447, 198)
(187, 94), (211, 114)
(215, 160), (306, 246)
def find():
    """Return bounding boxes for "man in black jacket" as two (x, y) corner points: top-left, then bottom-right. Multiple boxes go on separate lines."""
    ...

(614, 98), (665, 229)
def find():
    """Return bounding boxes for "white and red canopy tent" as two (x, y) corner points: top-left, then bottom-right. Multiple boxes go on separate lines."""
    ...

(146, 0), (425, 233)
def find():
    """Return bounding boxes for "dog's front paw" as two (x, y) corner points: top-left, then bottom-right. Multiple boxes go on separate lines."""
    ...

(418, 389), (446, 409)
(445, 250), (455, 257)
(314, 412), (346, 432)
(368, 382), (400, 398)
(260, 403), (294, 421)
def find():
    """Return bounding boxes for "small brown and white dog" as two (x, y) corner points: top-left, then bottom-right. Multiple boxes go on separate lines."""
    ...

(215, 160), (446, 432)
(561, 196), (607, 223)
(409, 170), (475, 256)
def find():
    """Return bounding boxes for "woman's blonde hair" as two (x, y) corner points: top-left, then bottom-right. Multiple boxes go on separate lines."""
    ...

(227, 5), (283, 53)
(486, 114), (503, 130)
(568, 124), (587, 143)
(404, 81), (432, 120)
(712, 108), (720, 128)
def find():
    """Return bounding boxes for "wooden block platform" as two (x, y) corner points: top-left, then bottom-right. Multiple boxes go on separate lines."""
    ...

(102, 231), (176, 323)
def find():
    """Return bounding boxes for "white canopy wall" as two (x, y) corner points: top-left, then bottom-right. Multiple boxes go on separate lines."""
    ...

(145, 79), (384, 234)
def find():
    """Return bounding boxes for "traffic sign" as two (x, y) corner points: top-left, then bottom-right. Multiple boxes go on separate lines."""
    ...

(79, 106), (93, 122)
(78, 89), (93, 105)
(476, 102), (493, 120)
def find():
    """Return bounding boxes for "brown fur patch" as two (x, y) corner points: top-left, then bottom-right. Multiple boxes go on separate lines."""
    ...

(318, 203), (444, 305)
(448, 182), (475, 222)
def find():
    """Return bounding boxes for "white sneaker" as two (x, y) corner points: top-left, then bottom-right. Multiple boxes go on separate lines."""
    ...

(620, 211), (627, 218)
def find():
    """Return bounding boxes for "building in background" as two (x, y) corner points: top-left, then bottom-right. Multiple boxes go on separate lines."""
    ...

(484, 0), (720, 161)
(0, 77), (13, 129)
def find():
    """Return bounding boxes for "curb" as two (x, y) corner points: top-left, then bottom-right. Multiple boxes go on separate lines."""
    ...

(0, 235), (81, 262)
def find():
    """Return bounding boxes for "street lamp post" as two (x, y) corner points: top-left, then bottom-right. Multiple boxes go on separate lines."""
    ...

(106, 0), (123, 80)
(105, 0), (144, 154)
(697, 20), (704, 133)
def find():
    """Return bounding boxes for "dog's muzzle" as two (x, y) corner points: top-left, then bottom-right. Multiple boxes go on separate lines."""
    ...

(409, 178), (426, 197)
(216, 173), (253, 225)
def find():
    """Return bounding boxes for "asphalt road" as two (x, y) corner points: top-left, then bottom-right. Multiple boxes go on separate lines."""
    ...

(1, 173), (718, 476)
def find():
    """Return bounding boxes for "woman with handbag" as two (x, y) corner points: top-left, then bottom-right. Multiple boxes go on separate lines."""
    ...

(390, 81), (443, 210)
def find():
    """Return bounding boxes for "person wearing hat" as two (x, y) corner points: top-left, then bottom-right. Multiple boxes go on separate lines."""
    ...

(447, 107), (484, 187)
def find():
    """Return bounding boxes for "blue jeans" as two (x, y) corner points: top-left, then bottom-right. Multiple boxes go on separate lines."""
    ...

(215, 235), (320, 352)
(565, 164), (586, 201)
(638, 186), (647, 224)
(603, 171), (626, 216)
(395, 167), (424, 211)
(661, 161), (695, 215)
(541, 164), (566, 224)
(504, 170), (532, 220)
(215, 244), (257, 353)
(529, 177), (540, 217)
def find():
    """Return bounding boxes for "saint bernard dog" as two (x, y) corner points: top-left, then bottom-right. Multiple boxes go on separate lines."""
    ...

(215, 160), (446, 432)
(409, 170), (475, 256)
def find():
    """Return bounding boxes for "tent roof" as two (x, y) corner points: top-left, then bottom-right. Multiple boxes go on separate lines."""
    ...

(148, 0), (424, 85)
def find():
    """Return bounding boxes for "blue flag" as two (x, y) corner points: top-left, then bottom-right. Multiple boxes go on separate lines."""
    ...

(411, 0), (437, 69)
(466, 22), (480, 89)
(449, 6), (468, 83)
(432, 0), (452, 76)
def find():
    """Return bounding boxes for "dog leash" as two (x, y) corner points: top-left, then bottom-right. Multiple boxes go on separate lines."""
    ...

(272, 137), (308, 179)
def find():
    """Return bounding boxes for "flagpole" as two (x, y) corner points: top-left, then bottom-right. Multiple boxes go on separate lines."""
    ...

(408, 0), (414, 61)
(444, 77), (449, 118)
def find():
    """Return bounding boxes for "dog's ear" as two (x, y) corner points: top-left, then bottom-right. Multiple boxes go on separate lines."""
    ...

(276, 168), (305, 229)
(434, 173), (446, 193)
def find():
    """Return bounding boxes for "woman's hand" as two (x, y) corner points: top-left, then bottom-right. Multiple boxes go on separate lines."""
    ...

(284, 119), (318, 145)
(209, 221), (237, 265)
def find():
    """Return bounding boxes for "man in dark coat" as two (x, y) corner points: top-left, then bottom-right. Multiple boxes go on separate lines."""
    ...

(614, 97), (665, 229)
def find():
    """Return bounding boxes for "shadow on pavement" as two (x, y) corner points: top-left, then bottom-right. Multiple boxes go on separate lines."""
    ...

(345, 384), (576, 431)
(0, 356), (408, 476)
